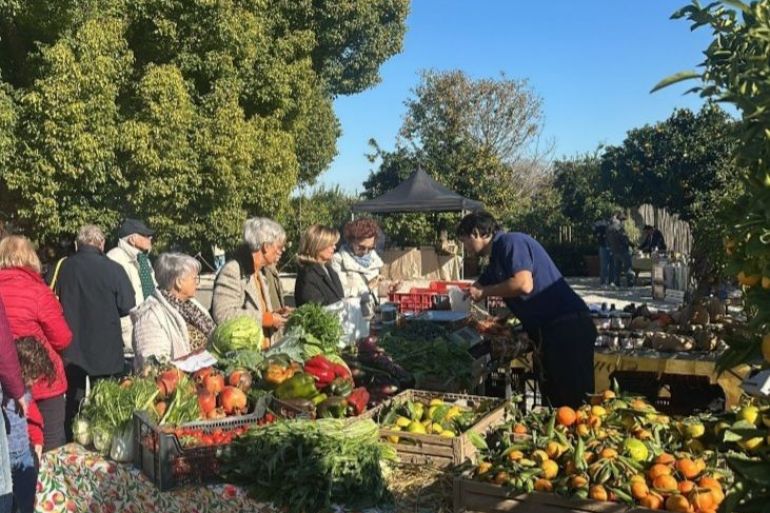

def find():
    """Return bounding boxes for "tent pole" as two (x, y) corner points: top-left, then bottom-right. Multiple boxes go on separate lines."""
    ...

(460, 209), (466, 280)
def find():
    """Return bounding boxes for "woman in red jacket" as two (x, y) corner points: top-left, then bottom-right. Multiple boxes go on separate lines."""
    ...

(0, 236), (72, 451)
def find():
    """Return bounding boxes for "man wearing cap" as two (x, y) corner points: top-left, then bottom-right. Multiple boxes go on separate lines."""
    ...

(107, 218), (157, 356)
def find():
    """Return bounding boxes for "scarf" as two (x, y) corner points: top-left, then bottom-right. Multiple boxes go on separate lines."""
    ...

(160, 290), (216, 351)
(136, 252), (156, 299)
(345, 244), (373, 268)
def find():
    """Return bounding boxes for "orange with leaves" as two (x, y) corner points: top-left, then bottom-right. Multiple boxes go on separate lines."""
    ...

(556, 406), (577, 427)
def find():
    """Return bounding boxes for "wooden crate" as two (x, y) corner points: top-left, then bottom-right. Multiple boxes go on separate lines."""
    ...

(454, 474), (654, 513)
(361, 389), (506, 468)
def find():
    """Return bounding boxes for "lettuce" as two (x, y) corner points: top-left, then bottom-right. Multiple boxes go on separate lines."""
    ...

(211, 315), (264, 356)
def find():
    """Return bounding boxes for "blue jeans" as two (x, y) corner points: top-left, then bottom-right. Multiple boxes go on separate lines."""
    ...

(598, 246), (614, 285)
(10, 449), (36, 513)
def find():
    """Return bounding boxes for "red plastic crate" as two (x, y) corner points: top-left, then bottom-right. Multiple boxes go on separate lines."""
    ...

(429, 280), (472, 292)
(388, 287), (441, 313)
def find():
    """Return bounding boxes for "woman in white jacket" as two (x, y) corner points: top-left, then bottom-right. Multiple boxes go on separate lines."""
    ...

(331, 219), (387, 317)
(131, 253), (214, 370)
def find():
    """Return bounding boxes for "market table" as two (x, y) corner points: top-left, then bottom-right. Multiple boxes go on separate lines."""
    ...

(35, 444), (278, 513)
(594, 348), (751, 411)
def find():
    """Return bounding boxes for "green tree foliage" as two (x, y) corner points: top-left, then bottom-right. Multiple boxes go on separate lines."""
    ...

(599, 105), (741, 293)
(0, 0), (408, 250)
(363, 70), (550, 245)
(552, 153), (616, 241)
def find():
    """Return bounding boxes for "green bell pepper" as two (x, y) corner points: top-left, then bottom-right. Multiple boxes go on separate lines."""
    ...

(275, 372), (317, 400)
(328, 377), (353, 397)
(317, 396), (348, 419)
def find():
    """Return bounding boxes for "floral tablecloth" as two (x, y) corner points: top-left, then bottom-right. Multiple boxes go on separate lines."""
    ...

(35, 444), (278, 513)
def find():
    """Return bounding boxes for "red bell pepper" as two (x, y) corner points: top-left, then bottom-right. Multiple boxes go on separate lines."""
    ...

(304, 356), (336, 389)
(332, 363), (352, 381)
(346, 387), (370, 416)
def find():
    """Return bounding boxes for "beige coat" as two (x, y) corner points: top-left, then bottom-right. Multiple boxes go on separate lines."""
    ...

(211, 256), (273, 326)
(107, 238), (157, 354)
(131, 290), (211, 371)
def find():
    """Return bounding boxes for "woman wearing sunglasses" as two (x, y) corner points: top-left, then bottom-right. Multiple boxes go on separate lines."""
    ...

(330, 218), (386, 317)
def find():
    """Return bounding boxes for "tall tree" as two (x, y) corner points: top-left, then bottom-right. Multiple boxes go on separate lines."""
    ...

(0, 0), (408, 249)
(363, 70), (551, 243)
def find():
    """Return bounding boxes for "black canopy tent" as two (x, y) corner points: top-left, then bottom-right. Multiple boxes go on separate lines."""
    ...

(351, 169), (484, 279)
(351, 168), (483, 214)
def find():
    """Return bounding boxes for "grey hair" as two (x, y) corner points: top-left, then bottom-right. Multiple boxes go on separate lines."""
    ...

(154, 252), (201, 291)
(76, 225), (105, 248)
(242, 217), (285, 252)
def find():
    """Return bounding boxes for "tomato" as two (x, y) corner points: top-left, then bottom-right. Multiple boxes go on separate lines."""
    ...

(265, 413), (275, 423)
(201, 435), (214, 446)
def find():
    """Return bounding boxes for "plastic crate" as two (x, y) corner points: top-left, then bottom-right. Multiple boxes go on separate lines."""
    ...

(429, 280), (471, 292)
(133, 410), (262, 491)
(388, 287), (443, 313)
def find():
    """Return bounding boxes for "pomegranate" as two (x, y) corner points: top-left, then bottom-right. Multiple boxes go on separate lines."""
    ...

(156, 368), (181, 397)
(206, 407), (226, 420)
(197, 390), (217, 415)
(228, 369), (253, 392)
(203, 373), (225, 395)
(193, 367), (213, 385)
(219, 386), (247, 415)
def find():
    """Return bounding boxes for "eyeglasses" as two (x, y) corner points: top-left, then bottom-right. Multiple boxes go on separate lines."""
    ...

(352, 243), (375, 255)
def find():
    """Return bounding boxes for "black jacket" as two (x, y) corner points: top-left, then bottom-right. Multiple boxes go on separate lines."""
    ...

(56, 245), (135, 376)
(294, 263), (344, 307)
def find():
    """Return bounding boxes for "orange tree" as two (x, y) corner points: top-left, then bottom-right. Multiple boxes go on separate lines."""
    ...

(660, 1), (770, 510)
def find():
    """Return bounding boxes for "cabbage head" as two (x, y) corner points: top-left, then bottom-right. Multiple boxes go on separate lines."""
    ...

(210, 316), (264, 356)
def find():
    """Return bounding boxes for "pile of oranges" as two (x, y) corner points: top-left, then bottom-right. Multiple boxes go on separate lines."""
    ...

(472, 390), (728, 512)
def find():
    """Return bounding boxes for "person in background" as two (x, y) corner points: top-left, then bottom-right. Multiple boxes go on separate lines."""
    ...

(639, 225), (667, 254)
(106, 218), (157, 357)
(56, 225), (135, 443)
(331, 218), (385, 317)
(0, 236), (71, 451)
(6, 337), (53, 513)
(0, 297), (27, 513)
(606, 211), (634, 287)
(458, 211), (596, 409)
(132, 253), (214, 370)
(295, 224), (345, 307)
(593, 219), (614, 287)
(211, 218), (290, 344)
(211, 245), (226, 273)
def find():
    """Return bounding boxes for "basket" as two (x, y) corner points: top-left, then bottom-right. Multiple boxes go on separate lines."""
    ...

(359, 389), (506, 468)
(133, 410), (263, 491)
(453, 471), (654, 513)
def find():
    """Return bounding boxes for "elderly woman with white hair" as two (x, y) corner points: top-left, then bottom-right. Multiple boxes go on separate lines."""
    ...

(131, 252), (214, 370)
(211, 217), (290, 345)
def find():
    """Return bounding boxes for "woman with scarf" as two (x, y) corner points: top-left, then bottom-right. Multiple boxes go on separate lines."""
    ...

(131, 253), (215, 370)
(331, 219), (386, 318)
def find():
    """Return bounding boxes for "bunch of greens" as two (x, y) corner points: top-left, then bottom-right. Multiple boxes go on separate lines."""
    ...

(81, 377), (158, 434)
(379, 323), (474, 392)
(285, 304), (343, 356)
(158, 375), (201, 426)
(222, 419), (395, 512)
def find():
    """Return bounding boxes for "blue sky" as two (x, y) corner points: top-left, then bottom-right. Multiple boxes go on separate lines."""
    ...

(319, 1), (713, 193)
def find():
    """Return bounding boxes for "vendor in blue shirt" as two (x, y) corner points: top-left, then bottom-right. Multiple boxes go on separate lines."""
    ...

(457, 211), (596, 408)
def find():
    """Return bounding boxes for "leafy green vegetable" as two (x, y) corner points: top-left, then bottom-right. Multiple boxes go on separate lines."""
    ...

(210, 316), (264, 356)
(285, 304), (343, 355)
(222, 419), (394, 512)
(80, 377), (159, 439)
(379, 323), (474, 392)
